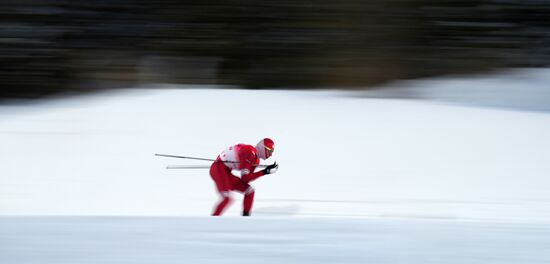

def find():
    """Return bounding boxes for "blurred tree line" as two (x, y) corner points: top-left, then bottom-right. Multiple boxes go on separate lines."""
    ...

(1, 0), (550, 98)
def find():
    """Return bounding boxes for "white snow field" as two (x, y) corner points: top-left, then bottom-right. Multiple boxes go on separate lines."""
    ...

(1, 216), (549, 264)
(1, 68), (550, 263)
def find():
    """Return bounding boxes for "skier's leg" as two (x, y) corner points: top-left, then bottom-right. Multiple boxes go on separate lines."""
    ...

(242, 187), (255, 216)
(212, 191), (233, 216)
(233, 179), (255, 216)
(210, 161), (233, 216)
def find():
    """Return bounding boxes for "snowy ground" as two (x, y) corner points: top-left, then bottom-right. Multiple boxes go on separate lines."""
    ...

(2, 216), (549, 264)
(1, 68), (550, 263)
(357, 68), (550, 112)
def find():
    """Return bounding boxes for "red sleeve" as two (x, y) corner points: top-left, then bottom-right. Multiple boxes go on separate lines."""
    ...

(239, 146), (264, 183)
(242, 170), (263, 183)
(237, 146), (255, 171)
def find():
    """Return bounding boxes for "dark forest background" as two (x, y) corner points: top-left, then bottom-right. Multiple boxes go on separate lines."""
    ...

(2, 0), (550, 98)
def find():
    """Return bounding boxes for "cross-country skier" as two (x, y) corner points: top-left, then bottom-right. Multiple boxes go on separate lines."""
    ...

(210, 138), (278, 216)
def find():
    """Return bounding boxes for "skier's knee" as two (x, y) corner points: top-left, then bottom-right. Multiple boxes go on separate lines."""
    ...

(220, 191), (232, 198)
(244, 186), (255, 195)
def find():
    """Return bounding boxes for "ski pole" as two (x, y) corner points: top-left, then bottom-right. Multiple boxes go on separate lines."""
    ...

(166, 164), (270, 169)
(166, 165), (212, 169)
(155, 153), (236, 163)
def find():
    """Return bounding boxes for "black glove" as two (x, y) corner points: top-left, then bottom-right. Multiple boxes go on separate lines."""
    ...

(263, 162), (278, 175)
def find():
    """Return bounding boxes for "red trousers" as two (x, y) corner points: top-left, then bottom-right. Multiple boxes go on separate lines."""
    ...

(210, 160), (255, 216)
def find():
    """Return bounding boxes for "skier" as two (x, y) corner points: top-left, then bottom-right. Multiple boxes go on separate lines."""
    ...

(210, 138), (278, 216)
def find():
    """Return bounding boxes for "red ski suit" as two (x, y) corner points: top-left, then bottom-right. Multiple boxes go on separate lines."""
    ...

(210, 144), (265, 216)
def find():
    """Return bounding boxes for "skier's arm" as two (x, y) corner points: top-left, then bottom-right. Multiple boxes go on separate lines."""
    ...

(242, 162), (278, 183)
(241, 169), (264, 183)
(238, 160), (260, 182)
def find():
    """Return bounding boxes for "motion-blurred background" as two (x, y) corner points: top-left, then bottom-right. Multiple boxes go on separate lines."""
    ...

(2, 3), (550, 263)
(3, 0), (550, 98)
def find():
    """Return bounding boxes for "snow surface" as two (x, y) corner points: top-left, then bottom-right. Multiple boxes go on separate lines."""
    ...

(358, 68), (550, 112)
(1, 68), (550, 263)
(2, 216), (549, 264)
